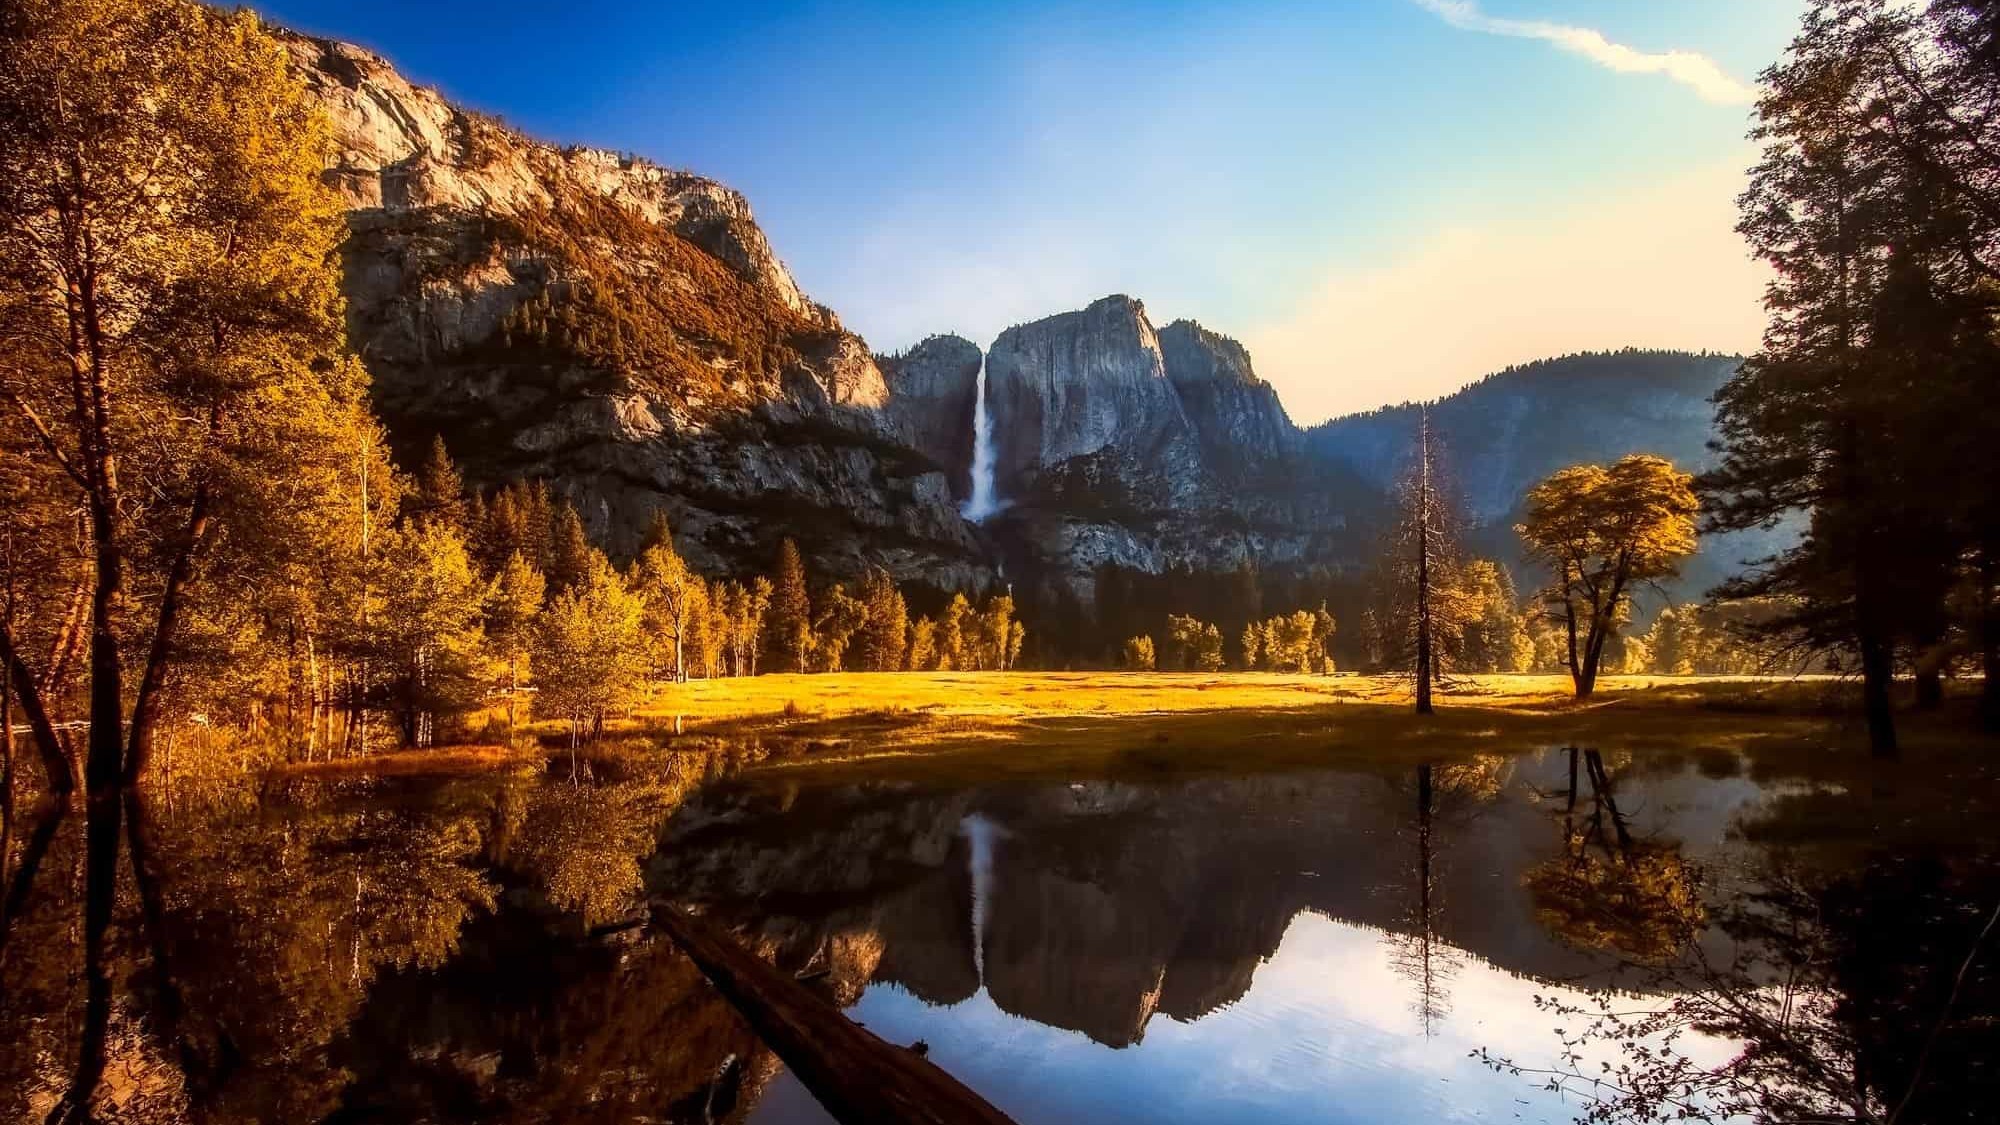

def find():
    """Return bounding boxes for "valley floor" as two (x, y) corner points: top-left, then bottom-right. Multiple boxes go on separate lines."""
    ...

(629, 671), (1996, 786)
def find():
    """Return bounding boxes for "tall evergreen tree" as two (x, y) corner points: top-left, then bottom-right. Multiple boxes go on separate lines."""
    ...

(546, 500), (594, 595)
(1384, 409), (1460, 713)
(770, 538), (812, 672)
(411, 436), (469, 532)
(1703, 0), (2000, 749)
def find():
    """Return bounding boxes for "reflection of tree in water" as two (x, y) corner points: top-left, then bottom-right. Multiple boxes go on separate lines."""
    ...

(1488, 776), (2000, 1125)
(513, 783), (666, 927)
(0, 753), (751, 1124)
(1385, 756), (1506, 1035)
(1524, 748), (1704, 966)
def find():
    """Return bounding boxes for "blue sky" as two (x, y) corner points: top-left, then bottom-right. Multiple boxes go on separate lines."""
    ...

(251, 0), (1804, 421)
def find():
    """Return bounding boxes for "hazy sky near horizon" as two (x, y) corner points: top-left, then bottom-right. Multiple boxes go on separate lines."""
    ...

(252, 0), (1801, 422)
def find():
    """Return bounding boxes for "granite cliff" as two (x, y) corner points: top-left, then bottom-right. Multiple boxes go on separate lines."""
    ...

(976, 296), (1360, 600)
(285, 33), (1753, 619)
(877, 333), (984, 500)
(289, 34), (983, 586)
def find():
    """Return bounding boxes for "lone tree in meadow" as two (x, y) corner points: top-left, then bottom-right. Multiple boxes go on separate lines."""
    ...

(1382, 408), (1463, 713)
(1519, 455), (1699, 699)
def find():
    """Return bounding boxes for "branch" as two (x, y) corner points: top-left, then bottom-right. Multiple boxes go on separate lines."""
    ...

(1, 388), (90, 492)
(0, 622), (76, 794)
(124, 403), (220, 783)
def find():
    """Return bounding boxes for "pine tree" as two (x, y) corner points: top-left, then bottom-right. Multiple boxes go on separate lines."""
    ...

(856, 567), (908, 672)
(379, 522), (487, 747)
(1700, 0), (2000, 750)
(1381, 408), (1463, 712)
(546, 500), (594, 595)
(1196, 623), (1225, 672)
(939, 593), (973, 671)
(411, 436), (469, 532)
(907, 616), (939, 671)
(977, 594), (1017, 671)
(1239, 623), (1262, 670)
(770, 538), (812, 673)
(813, 584), (867, 673)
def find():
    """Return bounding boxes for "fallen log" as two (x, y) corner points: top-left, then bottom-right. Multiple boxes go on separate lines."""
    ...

(652, 901), (1018, 1125)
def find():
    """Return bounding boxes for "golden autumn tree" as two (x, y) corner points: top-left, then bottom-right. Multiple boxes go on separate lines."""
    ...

(0, 1), (379, 1116)
(533, 554), (645, 766)
(1518, 455), (1699, 698)
(0, 0), (372, 783)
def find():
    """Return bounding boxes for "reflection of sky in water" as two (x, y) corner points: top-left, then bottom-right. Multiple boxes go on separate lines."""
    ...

(752, 910), (1739, 1124)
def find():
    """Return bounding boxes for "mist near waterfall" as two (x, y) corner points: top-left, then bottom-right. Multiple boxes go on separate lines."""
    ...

(962, 353), (1001, 522)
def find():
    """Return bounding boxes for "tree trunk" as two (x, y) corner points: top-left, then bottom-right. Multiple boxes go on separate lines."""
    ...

(1414, 555), (1434, 716)
(1575, 614), (1605, 700)
(652, 903), (1020, 1125)
(0, 800), (66, 956)
(1980, 545), (1999, 733)
(125, 489), (209, 784)
(1859, 619), (1899, 758)
(1413, 413), (1435, 715)
(125, 790), (210, 1091)
(1, 679), (10, 878)
(1913, 606), (1945, 710)
(1560, 566), (1584, 697)
(0, 634), (73, 795)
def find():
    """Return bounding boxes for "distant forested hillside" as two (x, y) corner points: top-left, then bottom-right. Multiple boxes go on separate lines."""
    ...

(1306, 350), (1740, 520)
(1306, 350), (1782, 601)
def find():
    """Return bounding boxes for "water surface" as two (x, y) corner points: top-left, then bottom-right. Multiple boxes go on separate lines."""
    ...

(3, 744), (1995, 1123)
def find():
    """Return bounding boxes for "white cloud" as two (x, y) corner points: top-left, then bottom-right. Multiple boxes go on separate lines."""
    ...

(1243, 158), (1770, 424)
(1414, 0), (1759, 105)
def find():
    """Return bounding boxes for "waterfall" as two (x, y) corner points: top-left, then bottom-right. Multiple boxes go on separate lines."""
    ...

(962, 354), (999, 522)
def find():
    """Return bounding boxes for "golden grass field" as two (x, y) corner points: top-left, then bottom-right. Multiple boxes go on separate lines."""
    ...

(619, 670), (1999, 787)
(270, 672), (1998, 838)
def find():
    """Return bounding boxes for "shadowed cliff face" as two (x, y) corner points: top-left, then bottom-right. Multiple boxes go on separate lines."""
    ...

(878, 334), (984, 503)
(288, 35), (987, 585)
(1157, 319), (1302, 473)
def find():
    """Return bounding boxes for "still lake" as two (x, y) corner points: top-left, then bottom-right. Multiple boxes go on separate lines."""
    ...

(3, 743), (1995, 1122)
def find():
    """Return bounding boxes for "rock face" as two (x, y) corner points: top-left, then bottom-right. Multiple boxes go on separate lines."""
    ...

(986, 296), (1200, 499)
(1157, 319), (1302, 473)
(877, 334), (983, 501)
(288, 35), (980, 586)
(977, 296), (1354, 599)
(283, 33), (1764, 610)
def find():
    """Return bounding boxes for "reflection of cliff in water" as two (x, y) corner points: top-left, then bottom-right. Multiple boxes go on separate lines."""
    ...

(649, 752), (1760, 1048)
